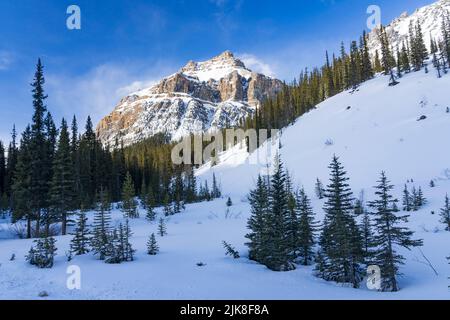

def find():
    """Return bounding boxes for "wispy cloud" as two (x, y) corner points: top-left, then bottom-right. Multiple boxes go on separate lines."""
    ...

(46, 61), (176, 126)
(238, 53), (275, 78)
(0, 51), (13, 71)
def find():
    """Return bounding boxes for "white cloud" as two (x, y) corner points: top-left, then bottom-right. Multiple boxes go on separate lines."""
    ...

(0, 51), (13, 71)
(46, 61), (176, 126)
(238, 53), (276, 78)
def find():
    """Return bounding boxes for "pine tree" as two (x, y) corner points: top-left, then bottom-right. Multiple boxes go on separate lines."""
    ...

(317, 155), (363, 288)
(402, 184), (412, 211)
(373, 50), (383, 73)
(361, 208), (375, 263)
(147, 233), (159, 255)
(212, 173), (221, 198)
(368, 171), (422, 292)
(122, 172), (138, 218)
(264, 155), (295, 271)
(91, 188), (112, 260)
(26, 236), (57, 268)
(70, 210), (90, 255)
(223, 241), (240, 259)
(158, 217), (167, 237)
(145, 187), (156, 221)
(163, 193), (172, 216)
(50, 118), (76, 235)
(296, 188), (317, 266)
(226, 197), (233, 207)
(440, 194), (450, 231)
(415, 187), (426, 208)
(315, 178), (325, 199)
(245, 175), (269, 263)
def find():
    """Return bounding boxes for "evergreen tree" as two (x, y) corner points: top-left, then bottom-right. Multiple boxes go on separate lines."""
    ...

(147, 233), (159, 255)
(121, 172), (138, 218)
(70, 210), (90, 255)
(402, 184), (412, 211)
(440, 194), (450, 231)
(264, 155), (295, 271)
(317, 155), (363, 288)
(245, 175), (269, 263)
(26, 236), (57, 268)
(361, 208), (375, 263)
(145, 187), (156, 221)
(315, 178), (325, 199)
(296, 188), (317, 266)
(373, 50), (383, 73)
(368, 171), (422, 292)
(50, 118), (76, 235)
(158, 217), (167, 237)
(226, 197), (233, 207)
(91, 188), (112, 260)
(163, 193), (172, 216)
(223, 241), (240, 259)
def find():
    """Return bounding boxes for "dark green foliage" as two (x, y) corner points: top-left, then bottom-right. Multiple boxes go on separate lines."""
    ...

(245, 175), (269, 262)
(315, 178), (325, 199)
(91, 188), (112, 260)
(226, 197), (233, 207)
(145, 187), (156, 221)
(70, 211), (90, 255)
(104, 220), (135, 264)
(316, 155), (363, 288)
(368, 171), (422, 292)
(50, 119), (76, 235)
(440, 194), (450, 231)
(296, 188), (317, 266)
(158, 217), (167, 237)
(223, 241), (240, 259)
(122, 172), (138, 218)
(26, 236), (57, 268)
(147, 233), (159, 255)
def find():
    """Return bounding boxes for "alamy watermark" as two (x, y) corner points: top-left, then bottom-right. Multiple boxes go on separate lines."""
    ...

(66, 5), (81, 30)
(66, 265), (81, 290)
(366, 5), (381, 31)
(171, 129), (280, 166)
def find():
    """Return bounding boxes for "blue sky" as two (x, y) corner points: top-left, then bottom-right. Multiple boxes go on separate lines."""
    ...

(0, 0), (434, 144)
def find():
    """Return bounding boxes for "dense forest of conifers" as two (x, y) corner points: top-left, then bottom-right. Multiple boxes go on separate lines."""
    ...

(0, 17), (448, 240)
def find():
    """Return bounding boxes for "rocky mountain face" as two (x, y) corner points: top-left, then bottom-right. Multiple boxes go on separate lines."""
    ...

(367, 0), (450, 56)
(97, 51), (283, 147)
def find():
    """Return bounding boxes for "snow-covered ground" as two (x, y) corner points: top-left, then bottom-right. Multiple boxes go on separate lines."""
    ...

(1, 69), (450, 299)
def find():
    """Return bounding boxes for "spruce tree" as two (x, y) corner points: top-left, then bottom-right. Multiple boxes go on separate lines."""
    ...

(226, 197), (233, 207)
(368, 172), (422, 292)
(245, 175), (269, 263)
(145, 187), (156, 221)
(361, 208), (375, 263)
(91, 188), (112, 260)
(318, 155), (363, 288)
(223, 241), (240, 259)
(296, 188), (317, 266)
(402, 185), (412, 211)
(26, 236), (57, 268)
(440, 194), (450, 231)
(315, 178), (325, 199)
(264, 155), (295, 271)
(70, 210), (90, 255)
(122, 172), (138, 218)
(50, 118), (76, 235)
(147, 233), (159, 255)
(158, 217), (167, 237)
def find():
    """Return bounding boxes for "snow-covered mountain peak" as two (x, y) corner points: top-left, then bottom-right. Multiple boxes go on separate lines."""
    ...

(96, 51), (283, 146)
(180, 50), (252, 82)
(367, 0), (450, 56)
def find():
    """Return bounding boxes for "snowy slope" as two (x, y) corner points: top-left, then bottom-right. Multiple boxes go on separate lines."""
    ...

(367, 0), (450, 56)
(1, 69), (450, 300)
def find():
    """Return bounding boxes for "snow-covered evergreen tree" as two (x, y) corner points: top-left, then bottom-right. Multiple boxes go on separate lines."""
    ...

(223, 241), (240, 259)
(91, 188), (112, 260)
(245, 175), (269, 263)
(26, 236), (57, 268)
(440, 194), (450, 231)
(368, 171), (423, 292)
(315, 178), (325, 199)
(70, 210), (90, 255)
(158, 218), (167, 237)
(317, 155), (364, 288)
(122, 172), (138, 218)
(296, 188), (317, 266)
(147, 233), (159, 255)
